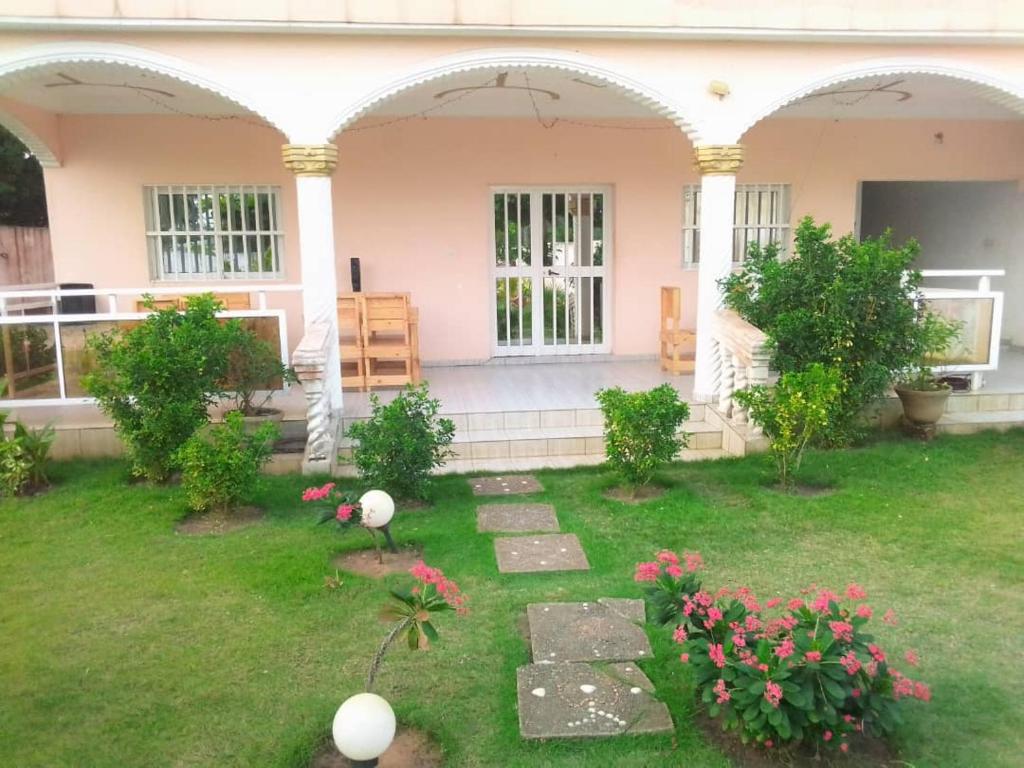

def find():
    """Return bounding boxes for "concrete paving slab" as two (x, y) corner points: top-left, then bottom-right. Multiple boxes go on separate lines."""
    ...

(476, 503), (559, 533)
(494, 533), (589, 573)
(469, 474), (543, 496)
(527, 600), (651, 662)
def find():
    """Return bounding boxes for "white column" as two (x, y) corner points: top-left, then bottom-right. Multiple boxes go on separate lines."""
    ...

(283, 143), (342, 413)
(692, 144), (743, 402)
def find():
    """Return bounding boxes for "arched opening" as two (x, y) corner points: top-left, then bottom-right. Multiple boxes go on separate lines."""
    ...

(328, 54), (702, 384)
(735, 64), (1024, 385)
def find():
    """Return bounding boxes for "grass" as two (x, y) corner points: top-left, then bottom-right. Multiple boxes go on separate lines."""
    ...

(1, 430), (1022, 767)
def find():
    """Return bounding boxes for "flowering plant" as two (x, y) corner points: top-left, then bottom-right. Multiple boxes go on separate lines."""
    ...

(303, 482), (397, 562)
(635, 550), (930, 754)
(365, 561), (468, 691)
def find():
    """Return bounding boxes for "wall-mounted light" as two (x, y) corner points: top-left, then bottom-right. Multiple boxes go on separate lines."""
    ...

(709, 80), (731, 100)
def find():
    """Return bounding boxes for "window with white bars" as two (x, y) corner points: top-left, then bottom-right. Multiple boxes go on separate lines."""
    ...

(682, 183), (791, 265)
(144, 185), (284, 280)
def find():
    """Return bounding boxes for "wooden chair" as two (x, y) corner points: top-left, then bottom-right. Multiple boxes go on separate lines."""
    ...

(362, 293), (416, 388)
(337, 294), (366, 390)
(660, 286), (696, 375)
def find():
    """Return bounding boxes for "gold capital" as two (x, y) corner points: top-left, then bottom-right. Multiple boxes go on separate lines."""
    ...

(694, 144), (744, 176)
(281, 144), (338, 177)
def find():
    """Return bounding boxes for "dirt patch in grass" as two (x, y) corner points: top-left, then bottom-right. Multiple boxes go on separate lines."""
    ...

(603, 485), (667, 504)
(764, 483), (836, 498)
(175, 506), (265, 536)
(311, 727), (442, 768)
(397, 498), (432, 512)
(331, 544), (423, 578)
(694, 712), (898, 767)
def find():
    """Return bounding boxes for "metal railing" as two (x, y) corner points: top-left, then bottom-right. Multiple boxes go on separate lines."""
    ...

(0, 284), (302, 407)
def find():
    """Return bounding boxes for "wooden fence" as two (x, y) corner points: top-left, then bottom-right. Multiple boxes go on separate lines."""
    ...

(0, 226), (53, 286)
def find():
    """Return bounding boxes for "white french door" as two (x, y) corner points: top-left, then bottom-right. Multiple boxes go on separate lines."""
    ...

(492, 187), (611, 356)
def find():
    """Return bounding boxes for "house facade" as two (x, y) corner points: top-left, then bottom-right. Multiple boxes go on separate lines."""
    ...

(0, 2), (1021, 467)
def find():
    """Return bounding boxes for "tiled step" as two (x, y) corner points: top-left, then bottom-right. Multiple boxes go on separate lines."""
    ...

(937, 409), (1024, 435)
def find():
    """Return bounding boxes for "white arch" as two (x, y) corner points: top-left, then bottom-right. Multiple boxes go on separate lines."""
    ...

(732, 56), (1024, 142)
(0, 41), (290, 162)
(326, 47), (706, 142)
(0, 105), (60, 167)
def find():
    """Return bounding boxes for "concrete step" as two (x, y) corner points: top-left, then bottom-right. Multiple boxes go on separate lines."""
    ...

(937, 408), (1024, 435)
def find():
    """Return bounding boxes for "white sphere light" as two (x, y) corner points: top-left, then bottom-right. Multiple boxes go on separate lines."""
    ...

(359, 489), (395, 529)
(332, 692), (396, 762)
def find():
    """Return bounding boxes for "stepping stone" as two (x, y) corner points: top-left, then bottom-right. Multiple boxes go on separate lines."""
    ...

(469, 474), (543, 496)
(494, 534), (589, 573)
(517, 661), (673, 739)
(527, 599), (651, 662)
(477, 503), (559, 533)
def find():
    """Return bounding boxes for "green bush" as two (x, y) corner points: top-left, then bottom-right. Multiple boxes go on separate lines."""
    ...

(224, 325), (296, 416)
(0, 415), (54, 495)
(734, 364), (843, 488)
(721, 218), (932, 446)
(346, 383), (455, 501)
(596, 384), (690, 489)
(176, 411), (278, 514)
(82, 294), (238, 482)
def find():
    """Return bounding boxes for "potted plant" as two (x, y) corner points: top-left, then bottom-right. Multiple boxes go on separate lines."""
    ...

(224, 325), (296, 430)
(894, 309), (963, 429)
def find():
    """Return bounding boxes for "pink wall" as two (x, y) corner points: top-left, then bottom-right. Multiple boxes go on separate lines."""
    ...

(37, 114), (1024, 363)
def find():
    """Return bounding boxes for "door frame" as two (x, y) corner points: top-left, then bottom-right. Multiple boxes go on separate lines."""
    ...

(488, 184), (614, 358)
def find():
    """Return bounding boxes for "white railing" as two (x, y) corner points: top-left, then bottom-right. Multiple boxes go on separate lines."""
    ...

(919, 269), (1004, 386)
(0, 284), (302, 407)
(711, 308), (771, 433)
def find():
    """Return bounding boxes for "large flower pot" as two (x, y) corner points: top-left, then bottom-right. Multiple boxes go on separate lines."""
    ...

(894, 385), (951, 426)
(233, 408), (284, 435)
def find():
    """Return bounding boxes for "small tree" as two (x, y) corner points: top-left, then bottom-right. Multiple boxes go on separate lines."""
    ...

(223, 325), (296, 416)
(346, 383), (455, 501)
(734, 364), (842, 489)
(596, 384), (690, 491)
(176, 411), (278, 514)
(83, 294), (238, 482)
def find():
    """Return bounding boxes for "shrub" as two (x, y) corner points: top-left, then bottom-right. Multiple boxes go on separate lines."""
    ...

(635, 550), (930, 755)
(224, 325), (297, 415)
(346, 383), (455, 501)
(0, 415), (54, 496)
(733, 364), (842, 488)
(721, 218), (933, 446)
(176, 411), (278, 514)
(897, 310), (962, 391)
(83, 294), (239, 482)
(595, 384), (690, 489)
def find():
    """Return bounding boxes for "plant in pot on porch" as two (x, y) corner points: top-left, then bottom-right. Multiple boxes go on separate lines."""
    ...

(894, 310), (963, 436)
(223, 324), (297, 431)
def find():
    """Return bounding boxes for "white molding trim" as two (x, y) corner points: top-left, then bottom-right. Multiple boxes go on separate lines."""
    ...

(0, 105), (59, 167)
(326, 47), (704, 142)
(732, 56), (1024, 141)
(0, 42), (288, 136)
(1, 17), (1023, 45)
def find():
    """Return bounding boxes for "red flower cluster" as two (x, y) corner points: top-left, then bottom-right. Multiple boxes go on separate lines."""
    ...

(301, 482), (335, 502)
(410, 561), (468, 613)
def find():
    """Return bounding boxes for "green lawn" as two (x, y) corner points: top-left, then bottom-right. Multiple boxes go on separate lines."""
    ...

(2, 431), (1022, 767)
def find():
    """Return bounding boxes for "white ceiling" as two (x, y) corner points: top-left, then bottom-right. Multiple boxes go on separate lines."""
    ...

(0, 62), (247, 116)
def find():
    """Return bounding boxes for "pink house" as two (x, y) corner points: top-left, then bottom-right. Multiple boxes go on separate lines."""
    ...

(0, 2), (1021, 471)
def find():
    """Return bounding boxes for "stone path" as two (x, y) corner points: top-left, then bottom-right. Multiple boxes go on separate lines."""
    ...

(471, 474), (672, 739)
(476, 503), (559, 533)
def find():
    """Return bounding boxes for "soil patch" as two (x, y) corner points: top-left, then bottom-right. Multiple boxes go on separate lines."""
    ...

(175, 506), (265, 536)
(331, 544), (423, 578)
(602, 485), (667, 504)
(763, 483), (836, 498)
(311, 727), (442, 768)
(694, 712), (898, 767)
(397, 498), (432, 512)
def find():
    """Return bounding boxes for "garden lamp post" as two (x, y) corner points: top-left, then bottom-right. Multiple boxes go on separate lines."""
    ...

(359, 489), (398, 554)
(332, 692), (396, 767)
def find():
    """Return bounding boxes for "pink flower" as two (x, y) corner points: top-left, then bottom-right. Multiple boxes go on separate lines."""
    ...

(714, 682), (734, 706)
(905, 649), (920, 667)
(764, 740), (773, 749)
(695, 591), (714, 608)
(840, 743), (849, 754)
(679, 652), (690, 663)
(336, 504), (355, 522)
(764, 681), (783, 708)
(634, 561), (660, 582)
(882, 608), (898, 626)
(812, 589), (840, 613)
(805, 650), (822, 663)
(708, 643), (726, 668)
(672, 625), (688, 644)
(823, 730), (833, 742)
(685, 552), (704, 572)
(656, 550), (679, 566)
(913, 681), (932, 702)
(868, 644), (886, 663)
(707, 607), (723, 623)
(856, 604), (873, 619)
(840, 651), (862, 676)
(845, 583), (868, 601)
(301, 481), (336, 502)
(787, 598), (805, 611)
(665, 564), (683, 578)
(851, 688), (861, 698)
(829, 620), (854, 643)
(732, 632), (747, 648)
(774, 638), (795, 660)
(766, 598), (782, 609)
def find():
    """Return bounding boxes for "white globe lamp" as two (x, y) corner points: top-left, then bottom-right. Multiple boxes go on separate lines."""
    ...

(332, 692), (396, 767)
(359, 489), (395, 529)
